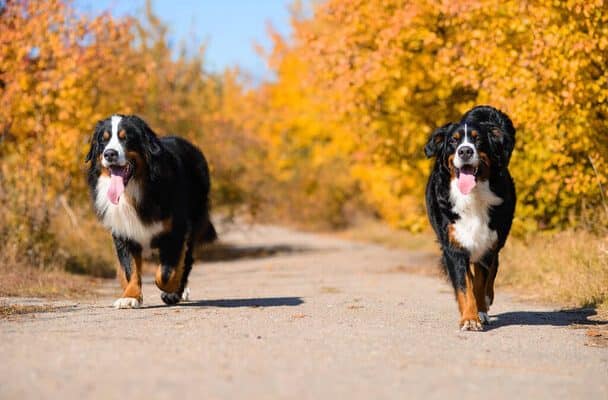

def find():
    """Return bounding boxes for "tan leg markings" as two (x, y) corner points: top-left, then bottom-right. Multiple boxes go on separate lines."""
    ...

(113, 252), (143, 309)
(116, 262), (129, 291)
(456, 266), (482, 331)
(155, 245), (186, 294)
(121, 252), (143, 303)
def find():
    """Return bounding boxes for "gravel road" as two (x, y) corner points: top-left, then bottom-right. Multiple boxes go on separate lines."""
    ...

(1, 225), (607, 399)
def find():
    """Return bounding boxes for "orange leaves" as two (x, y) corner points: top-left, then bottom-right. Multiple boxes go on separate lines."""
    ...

(0, 1), (208, 264)
(243, 0), (608, 232)
(2, 0), (607, 246)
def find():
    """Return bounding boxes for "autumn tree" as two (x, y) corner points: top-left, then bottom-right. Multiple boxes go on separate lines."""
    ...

(0, 0), (263, 269)
(248, 0), (608, 232)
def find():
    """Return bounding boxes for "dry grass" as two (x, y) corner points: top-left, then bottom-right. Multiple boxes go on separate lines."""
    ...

(499, 230), (608, 310)
(0, 262), (102, 299)
(339, 219), (608, 311)
(49, 205), (116, 278)
(0, 203), (113, 300)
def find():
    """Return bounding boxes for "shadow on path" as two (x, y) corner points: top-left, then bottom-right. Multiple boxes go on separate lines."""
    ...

(487, 307), (607, 331)
(142, 297), (304, 310)
(195, 243), (314, 262)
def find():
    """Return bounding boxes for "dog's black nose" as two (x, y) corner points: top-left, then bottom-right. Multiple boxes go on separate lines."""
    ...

(458, 146), (474, 161)
(103, 149), (118, 163)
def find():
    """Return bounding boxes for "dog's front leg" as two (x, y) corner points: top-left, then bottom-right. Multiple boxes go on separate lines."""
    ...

(112, 235), (143, 309)
(443, 250), (482, 331)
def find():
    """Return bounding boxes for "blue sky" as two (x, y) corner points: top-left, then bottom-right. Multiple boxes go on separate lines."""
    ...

(75, 0), (293, 82)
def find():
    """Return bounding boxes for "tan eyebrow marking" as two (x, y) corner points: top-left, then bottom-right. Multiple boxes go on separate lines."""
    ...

(471, 130), (478, 138)
(118, 130), (126, 139)
(103, 131), (110, 140)
(453, 132), (461, 140)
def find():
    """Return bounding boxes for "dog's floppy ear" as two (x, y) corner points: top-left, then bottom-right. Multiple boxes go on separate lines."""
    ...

(425, 122), (456, 158)
(141, 123), (161, 155)
(488, 125), (515, 164)
(85, 120), (104, 163)
(485, 109), (516, 167)
(126, 115), (163, 180)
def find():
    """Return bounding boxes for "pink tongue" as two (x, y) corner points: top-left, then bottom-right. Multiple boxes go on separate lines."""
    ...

(457, 173), (477, 195)
(107, 174), (125, 205)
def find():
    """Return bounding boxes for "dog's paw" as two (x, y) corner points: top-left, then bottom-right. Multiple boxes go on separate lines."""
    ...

(460, 318), (483, 332)
(181, 287), (190, 301)
(478, 311), (491, 325)
(160, 291), (182, 305)
(113, 297), (141, 309)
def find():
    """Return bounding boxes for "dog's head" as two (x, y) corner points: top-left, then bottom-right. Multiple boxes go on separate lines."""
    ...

(86, 114), (162, 204)
(424, 106), (515, 195)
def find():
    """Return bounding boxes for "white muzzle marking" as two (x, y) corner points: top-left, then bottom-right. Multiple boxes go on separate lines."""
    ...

(102, 115), (127, 168)
(454, 124), (479, 169)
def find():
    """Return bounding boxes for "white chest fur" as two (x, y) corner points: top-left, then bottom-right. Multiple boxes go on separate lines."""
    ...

(449, 179), (503, 262)
(95, 177), (163, 247)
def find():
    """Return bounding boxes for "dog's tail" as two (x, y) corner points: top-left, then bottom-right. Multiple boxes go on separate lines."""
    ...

(200, 220), (217, 243)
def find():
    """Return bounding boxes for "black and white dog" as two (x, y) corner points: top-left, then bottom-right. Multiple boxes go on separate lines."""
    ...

(424, 106), (516, 330)
(86, 115), (216, 309)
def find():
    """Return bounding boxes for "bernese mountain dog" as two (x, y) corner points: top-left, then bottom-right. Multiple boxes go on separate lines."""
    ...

(86, 115), (216, 309)
(424, 105), (516, 331)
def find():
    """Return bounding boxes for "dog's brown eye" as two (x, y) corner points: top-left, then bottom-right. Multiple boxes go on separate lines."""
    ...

(102, 131), (110, 141)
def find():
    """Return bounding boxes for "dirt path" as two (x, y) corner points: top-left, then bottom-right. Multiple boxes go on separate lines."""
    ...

(1, 225), (607, 399)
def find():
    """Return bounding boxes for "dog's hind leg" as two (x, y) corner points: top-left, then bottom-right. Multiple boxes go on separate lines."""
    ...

(474, 252), (498, 324)
(155, 230), (189, 305)
(485, 253), (499, 309)
(473, 262), (490, 324)
(179, 239), (195, 301)
(112, 236), (143, 309)
(159, 238), (195, 305)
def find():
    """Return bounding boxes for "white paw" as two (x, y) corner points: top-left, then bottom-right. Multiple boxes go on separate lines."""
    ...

(113, 297), (141, 309)
(460, 319), (483, 331)
(478, 311), (490, 325)
(181, 288), (190, 301)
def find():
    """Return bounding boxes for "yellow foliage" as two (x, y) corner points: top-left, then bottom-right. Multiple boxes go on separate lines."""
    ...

(0, 1), (264, 268)
(2, 0), (607, 274)
(0, 0), (137, 266)
(243, 0), (608, 232)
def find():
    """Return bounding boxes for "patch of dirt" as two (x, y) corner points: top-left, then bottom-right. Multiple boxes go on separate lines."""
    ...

(320, 286), (341, 294)
(0, 304), (59, 319)
(381, 264), (443, 277)
(585, 327), (608, 348)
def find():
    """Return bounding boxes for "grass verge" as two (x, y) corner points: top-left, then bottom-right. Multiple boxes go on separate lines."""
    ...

(340, 219), (608, 311)
(0, 205), (112, 300)
(0, 262), (102, 299)
(500, 230), (608, 310)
